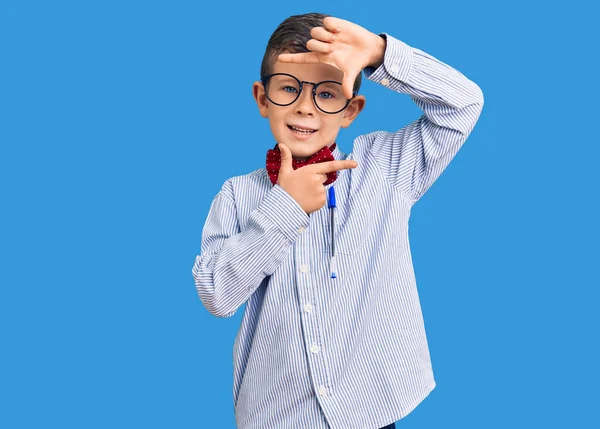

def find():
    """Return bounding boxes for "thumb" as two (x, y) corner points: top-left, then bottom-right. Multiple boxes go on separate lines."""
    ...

(342, 69), (359, 100)
(278, 143), (293, 174)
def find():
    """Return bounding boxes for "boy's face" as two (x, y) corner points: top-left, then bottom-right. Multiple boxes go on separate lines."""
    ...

(253, 55), (365, 161)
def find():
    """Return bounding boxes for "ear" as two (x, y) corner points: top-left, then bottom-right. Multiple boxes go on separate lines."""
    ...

(252, 81), (269, 118)
(340, 95), (366, 128)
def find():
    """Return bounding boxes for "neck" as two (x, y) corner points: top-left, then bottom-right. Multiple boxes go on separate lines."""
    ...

(292, 143), (335, 162)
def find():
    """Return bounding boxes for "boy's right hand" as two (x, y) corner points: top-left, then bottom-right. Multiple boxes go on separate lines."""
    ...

(276, 143), (358, 214)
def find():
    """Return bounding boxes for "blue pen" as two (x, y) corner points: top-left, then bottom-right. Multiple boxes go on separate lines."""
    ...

(327, 186), (337, 279)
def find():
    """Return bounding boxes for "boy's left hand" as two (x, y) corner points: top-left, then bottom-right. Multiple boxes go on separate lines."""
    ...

(278, 16), (386, 99)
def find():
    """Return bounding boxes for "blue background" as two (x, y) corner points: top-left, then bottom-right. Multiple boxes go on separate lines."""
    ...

(1, 0), (598, 427)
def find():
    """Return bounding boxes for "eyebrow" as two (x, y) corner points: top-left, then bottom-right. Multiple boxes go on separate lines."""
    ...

(287, 75), (343, 84)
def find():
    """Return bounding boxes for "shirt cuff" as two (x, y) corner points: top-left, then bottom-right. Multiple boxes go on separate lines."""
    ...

(257, 184), (310, 243)
(363, 33), (414, 86)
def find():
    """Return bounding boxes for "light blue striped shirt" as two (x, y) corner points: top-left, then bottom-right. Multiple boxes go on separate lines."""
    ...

(192, 33), (484, 429)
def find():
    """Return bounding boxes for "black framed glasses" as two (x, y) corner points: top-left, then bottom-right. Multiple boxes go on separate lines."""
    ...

(261, 73), (356, 114)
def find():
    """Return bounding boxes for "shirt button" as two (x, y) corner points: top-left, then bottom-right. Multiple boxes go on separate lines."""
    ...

(297, 226), (306, 234)
(310, 343), (320, 354)
(390, 63), (400, 74)
(304, 303), (313, 313)
(318, 385), (327, 396)
(299, 264), (309, 273)
(381, 78), (390, 87)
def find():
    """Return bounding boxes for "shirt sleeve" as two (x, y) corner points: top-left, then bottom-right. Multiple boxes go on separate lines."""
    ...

(191, 180), (310, 318)
(362, 33), (484, 204)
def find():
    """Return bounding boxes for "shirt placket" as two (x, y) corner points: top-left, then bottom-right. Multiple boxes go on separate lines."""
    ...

(294, 219), (333, 411)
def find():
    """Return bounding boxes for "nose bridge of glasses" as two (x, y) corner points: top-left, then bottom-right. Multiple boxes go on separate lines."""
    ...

(296, 80), (318, 108)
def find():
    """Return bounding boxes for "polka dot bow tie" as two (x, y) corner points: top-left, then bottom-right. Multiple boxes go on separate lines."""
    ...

(266, 143), (337, 186)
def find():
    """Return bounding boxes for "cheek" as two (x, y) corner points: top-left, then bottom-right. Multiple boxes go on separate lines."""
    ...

(322, 118), (343, 132)
(268, 117), (289, 140)
(268, 110), (287, 126)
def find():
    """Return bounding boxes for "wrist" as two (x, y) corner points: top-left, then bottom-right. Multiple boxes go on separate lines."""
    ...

(368, 34), (386, 69)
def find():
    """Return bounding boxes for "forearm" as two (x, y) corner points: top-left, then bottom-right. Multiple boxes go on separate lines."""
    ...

(361, 33), (484, 203)
(192, 184), (309, 317)
(365, 33), (484, 133)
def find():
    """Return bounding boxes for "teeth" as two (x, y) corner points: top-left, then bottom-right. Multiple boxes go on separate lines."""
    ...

(290, 126), (315, 134)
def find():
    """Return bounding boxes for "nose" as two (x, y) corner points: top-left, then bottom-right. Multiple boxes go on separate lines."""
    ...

(295, 84), (316, 115)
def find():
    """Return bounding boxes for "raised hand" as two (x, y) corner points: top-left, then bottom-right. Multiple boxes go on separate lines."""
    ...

(277, 143), (358, 214)
(277, 16), (386, 99)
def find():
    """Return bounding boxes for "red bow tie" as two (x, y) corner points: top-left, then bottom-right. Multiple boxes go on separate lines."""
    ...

(266, 143), (337, 186)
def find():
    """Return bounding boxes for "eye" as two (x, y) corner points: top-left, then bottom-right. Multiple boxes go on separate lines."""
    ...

(317, 91), (334, 99)
(282, 86), (298, 94)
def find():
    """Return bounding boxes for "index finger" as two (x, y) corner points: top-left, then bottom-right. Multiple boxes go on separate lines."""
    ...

(309, 159), (358, 174)
(278, 52), (320, 64)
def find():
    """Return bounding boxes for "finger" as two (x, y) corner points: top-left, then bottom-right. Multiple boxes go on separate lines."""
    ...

(278, 143), (293, 174)
(310, 26), (336, 43)
(278, 52), (320, 64)
(318, 173), (328, 184)
(322, 16), (344, 33)
(342, 68), (360, 99)
(310, 159), (358, 174)
(306, 38), (334, 54)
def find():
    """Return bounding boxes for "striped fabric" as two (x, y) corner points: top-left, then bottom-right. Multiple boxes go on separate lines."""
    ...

(192, 33), (484, 429)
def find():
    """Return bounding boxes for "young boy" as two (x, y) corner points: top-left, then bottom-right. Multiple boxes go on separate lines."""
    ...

(192, 12), (483, 429)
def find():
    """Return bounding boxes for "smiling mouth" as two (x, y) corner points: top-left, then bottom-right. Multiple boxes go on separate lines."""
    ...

(288, 125), (317, 134)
